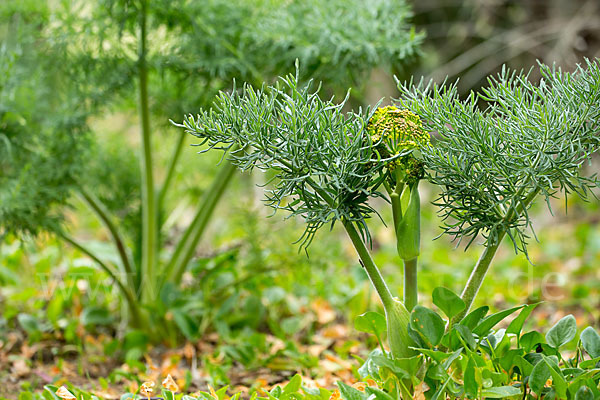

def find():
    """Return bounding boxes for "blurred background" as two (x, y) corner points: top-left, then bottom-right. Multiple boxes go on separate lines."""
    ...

(1, 0), (599, 395)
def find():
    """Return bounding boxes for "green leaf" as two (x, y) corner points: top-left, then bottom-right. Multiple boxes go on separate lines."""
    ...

(354, 312), (386, 337)
(473, 305), (524, 336)
(371, 356), (409, 379)
(453, 324), (476, 351)
(336, 382), (369, 400)
(283, 374), (302, 394)
(521, 330), (545, 352)
(18, 313), (41, 336)
(480, 386), (521, 398)
(460, 306), (489, 330)
(410, 306), (445, 347)
(364, 387), (395, 400)
(172, 309), (199, 340)
(464, 356), (478, 398)
(542, 356), (567, 399)
(575, 386), (595, 400)
(162, 390), (175, 400)
(581, 327), (600, 358)
(432, 287), (465, 319)
(529, 357), (551, 396)
(81, 306), (113, 326)
(546, 315), (577, 349)
(506, 303), (540, 335)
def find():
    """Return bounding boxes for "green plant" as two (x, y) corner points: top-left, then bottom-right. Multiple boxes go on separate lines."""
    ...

(356, 297), (600, 399)
(1, 0), (422, 340)
(180, 58), (600, 397)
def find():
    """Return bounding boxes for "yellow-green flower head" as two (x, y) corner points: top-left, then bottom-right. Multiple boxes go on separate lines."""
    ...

(367, 106), (429, 183)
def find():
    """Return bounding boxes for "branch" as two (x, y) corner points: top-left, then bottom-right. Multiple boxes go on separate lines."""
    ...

(56, 231), (140, 323)
(77, 186), (136, 289)
(166, 153), (238, 284)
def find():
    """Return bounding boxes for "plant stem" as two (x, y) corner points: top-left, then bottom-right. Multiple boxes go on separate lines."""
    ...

(403, 257), (418, 311)
(57, 232), (142, 327)
(167, 156), (238, 284)
(342, 220), (394, 309)
(449, 232), (505, 326)
(158, 131), (186, 213)
(450, 187), (541, 326)
(77, 186), (136, 290)
(138, 0), (157, 302)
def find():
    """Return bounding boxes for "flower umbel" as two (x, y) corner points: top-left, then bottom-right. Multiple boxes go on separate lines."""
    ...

(367, 106), (429, 184)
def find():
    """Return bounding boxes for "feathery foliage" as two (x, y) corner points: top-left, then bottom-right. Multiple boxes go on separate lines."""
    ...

(396, 59), (600, 253)
(180, 72), (388, 248)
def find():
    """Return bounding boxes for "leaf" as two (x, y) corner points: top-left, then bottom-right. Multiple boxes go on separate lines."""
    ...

(464, 356), (478, 398)
(283, 374), (302, 395)
(371, 356), (409, 379)
(410, 306), (445, 347)
(521, 330), (545, 352)
(546, 315), (577, 349)
(17, 313), (41, 336)
(81, 307), (113, 326)
(460, 306), (489, 330)
(336, 382), (369, 400)
(575, 386), (594, 400)
(432, 287), (466, 319)
(480, 386), (521, 398)
(364, 387), (395, 400)
(172, 309), (199, 340)
(506, 303), (540, 335)
(473, 305), (524, 336)
(453, 324), (476, 351)
(581, 327), (600, 358)
(354, 312), (386, 337)
(542, 356), (567, 399)
(529, 357), (550, 396)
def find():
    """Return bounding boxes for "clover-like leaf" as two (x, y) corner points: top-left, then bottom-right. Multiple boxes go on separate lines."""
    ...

(410, 306), (445, 347)
(546, 315), (577, 349)
(432, 287), (465, 320)
(581, 327), (600, 358)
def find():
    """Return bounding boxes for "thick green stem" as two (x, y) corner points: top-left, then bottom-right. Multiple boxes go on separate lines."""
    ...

(138, 0), (157, 302)
(450, 233), (505, 326)
(403, 258), (418, 311)
(77, 186), (136, 290)
(167, 157), (238, 284)
(450, 187), (541, 326)
(342, 220), (394, 309)
(57, 232), (142, 327)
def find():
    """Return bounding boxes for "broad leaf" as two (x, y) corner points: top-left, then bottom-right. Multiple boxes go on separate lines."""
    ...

(581, 327), (600, 358)
(546, 315), (577, 349)
(336, 382), (369, 400)
(460, 306), (489, 330)
(354, 311), (387, 338)
(575, 386), (594, 400)
(432, 287), (465, 319)
(480, 386), (521, 398)
(410, 306), (445, 347)
(529, 357), (550, 396)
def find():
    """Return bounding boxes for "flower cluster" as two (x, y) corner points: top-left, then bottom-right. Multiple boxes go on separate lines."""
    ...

(367, 106), (429, 185)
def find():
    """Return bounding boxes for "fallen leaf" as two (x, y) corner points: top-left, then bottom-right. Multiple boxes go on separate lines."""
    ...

(56, 386), (76, 400)
(140, 381), (156, 398)
(311, 299), (336, 325)
(162, 374), (179, 392)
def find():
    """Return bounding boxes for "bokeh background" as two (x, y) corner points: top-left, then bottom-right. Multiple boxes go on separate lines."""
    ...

(1, 0), (599, 395)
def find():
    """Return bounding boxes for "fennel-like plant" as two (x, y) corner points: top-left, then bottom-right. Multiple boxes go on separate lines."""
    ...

(1, 0), (421, 339)
(180, 59), (600, 361)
